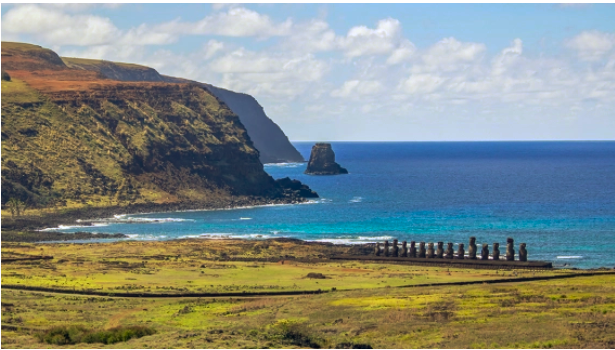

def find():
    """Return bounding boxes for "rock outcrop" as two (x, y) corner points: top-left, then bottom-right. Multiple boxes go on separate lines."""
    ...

(1, 69), (10, 81)
(304, 143), (348, 175)
(275, 177), (319, 198)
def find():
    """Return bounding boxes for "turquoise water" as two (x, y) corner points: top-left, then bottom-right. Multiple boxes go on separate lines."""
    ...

(50, 142), (615, 269)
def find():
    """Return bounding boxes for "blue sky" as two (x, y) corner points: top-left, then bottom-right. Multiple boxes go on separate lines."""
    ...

(2, 3), (615, 140)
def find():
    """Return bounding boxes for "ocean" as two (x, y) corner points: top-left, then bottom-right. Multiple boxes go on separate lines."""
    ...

(49, 141), (615, 269)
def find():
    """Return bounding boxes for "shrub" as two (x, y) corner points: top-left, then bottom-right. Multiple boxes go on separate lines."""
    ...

(268, 320), (321, 348)
(37, 325), (156, 345)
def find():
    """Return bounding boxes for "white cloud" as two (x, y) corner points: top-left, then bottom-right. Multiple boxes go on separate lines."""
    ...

(492, 38), (523, 76)
(283, 17), (411, 60)
(399, 73), (445, 95)
(416, 37), (486, 73)
(159, 7), (293, 38)
(340, 18), (403, 58)
(566, 30), (615, 61)
(282, 19), (338, 53)
(119, 24), (177, 46)
(386, 40), (416, 65)
(202, 40), (226, 60)
(331, 80), (384, 98)
(1, 4), (121, 46)
(207, 48), (329, 98)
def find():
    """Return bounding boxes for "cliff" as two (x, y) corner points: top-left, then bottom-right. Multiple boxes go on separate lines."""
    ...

(305, 143), (348, 175)
(54, 56), (303, 164)
(1, 42), (315, 213)
(200, 84), (304, 164)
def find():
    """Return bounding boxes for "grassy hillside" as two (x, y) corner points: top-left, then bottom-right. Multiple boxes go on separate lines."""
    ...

(62, 57), (165, 82)
(1, 42), (304, 217)
(2, 239), (614, 348)
(31, 47), (305, 164)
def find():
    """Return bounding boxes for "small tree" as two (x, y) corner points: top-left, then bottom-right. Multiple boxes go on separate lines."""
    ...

(7, 198), (27, 217)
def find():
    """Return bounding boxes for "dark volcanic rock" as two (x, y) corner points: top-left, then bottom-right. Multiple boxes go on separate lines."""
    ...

(304, 143), (348, 175)
(275, 177), (319, 198)
(2, 69), (10, 81)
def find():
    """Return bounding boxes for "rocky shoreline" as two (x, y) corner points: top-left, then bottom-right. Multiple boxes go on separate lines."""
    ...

(1, 196), (309, 232)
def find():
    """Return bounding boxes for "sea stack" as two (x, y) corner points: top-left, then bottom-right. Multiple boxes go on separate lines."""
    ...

(304, 143), (348, 175)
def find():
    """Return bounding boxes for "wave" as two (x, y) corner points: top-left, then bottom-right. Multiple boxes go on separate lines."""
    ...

(556, 256), (583, 259)
(308, 235), (394, 245)
(39, 223), (109, 231)
(81, 199), (323, 224)
(176, 233), (274, 240)
(312, 198), (332, 203)
(349, 196), (362, 203)
(263, 162), (304, 168)
(95, 217), (195, 224)
(239, 217), (252, 220)
(123, 234), (160, 241)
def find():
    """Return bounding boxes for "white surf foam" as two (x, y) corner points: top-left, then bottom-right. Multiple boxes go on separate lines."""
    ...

(349, 196), (362, 203)
(263, 162), (303, 168)
(39, 223), (109, 231)
(239, 217), (252, 220)
(176, 233), (274, 240)
(556, 256), (583, 259)
(308, 235), (395, 245)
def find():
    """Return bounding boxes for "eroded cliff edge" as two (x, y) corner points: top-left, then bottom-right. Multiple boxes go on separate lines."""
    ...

(62, 56), (304, 164)
(1, 42), (315, 227)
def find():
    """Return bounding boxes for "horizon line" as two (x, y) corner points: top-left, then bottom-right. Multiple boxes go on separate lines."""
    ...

(290, 139), (615, 143)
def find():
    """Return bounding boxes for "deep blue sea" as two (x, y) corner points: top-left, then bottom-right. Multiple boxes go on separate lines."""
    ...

(50, 142), (615, 269)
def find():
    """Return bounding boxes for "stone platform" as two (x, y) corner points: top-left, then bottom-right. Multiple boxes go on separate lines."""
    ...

(331, 255), (553, 269)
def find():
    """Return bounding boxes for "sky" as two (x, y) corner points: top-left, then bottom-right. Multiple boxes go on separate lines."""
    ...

(2, 3), (615, 141)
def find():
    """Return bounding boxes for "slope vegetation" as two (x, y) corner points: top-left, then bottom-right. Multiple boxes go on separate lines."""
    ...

(58, 55), (304, 163)
(1, 42), (311, 214)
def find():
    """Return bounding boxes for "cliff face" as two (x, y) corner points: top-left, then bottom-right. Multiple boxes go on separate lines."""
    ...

(53, 56), (304, 164)
(1, 42), (313, 210)
(201, 84), (304, 164)
(305, 143), (348, 175)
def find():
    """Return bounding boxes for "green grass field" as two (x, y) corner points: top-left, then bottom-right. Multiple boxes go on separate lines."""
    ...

(2, 239), (614, 348)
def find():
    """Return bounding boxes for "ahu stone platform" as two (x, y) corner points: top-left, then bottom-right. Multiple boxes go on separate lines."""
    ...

(334, 236), (553, 269)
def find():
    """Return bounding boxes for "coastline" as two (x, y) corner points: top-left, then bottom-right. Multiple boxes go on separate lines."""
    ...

(1, 196), (309, 232)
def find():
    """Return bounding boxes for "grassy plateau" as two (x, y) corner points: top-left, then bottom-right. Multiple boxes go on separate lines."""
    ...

(2, 238), (614, 349)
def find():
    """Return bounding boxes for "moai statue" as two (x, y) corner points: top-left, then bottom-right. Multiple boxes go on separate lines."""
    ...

(492, 243), (500, 260)
(409, 241), (417, 258)
(418, 242), (426, 258)
(468, 236), (477, 260)
(506, 238), (515, 261)
(436, 242), (444, 258)
(427, 243), (435, 258)
(519, 243), (527, 262)
(481, 243), (489, 260)
(401, 241), (408, 257)
(374, 243), (381, 256)
(456, 243), (465, 259)
(384, 240), (390, 257)
(392, 239), (399, 257)
(445, 242), (454, 259)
